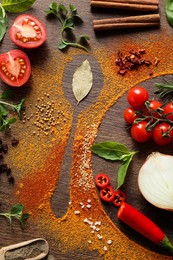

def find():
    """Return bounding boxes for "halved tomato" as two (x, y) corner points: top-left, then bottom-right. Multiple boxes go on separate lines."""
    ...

(9, 14), (47, 49)
(0, 49), (31, 87)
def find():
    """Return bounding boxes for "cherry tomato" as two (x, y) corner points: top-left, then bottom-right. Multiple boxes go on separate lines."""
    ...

(124, 107), (138, 124)
(112, 190), (126, 207)
(164, 102), (173, 121)
(144, 100), (162, 119)
(0, 49), (31, 87)
(99, 186), (115, 202)
(9, 14), (47, 49)
(95, 173), (110, 188)
(131, 121), (152, 143)
(127, 86), (149, 109)
(152, 123), (173, 146)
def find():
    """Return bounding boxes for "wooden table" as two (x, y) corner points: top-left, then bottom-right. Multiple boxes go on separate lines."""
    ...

(0, 0), (173, 259)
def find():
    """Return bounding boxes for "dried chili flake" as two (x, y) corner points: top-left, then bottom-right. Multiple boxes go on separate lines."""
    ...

(116, 48), (154, 76)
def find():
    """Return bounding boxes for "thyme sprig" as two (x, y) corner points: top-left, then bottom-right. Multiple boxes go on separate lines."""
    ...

(0, 204), (29, 228)
(45, 1), (90, 51)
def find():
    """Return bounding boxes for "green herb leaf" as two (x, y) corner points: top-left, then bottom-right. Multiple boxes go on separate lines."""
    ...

(154, 82), (173, 98)
(2, 0), (36, 13)
(91, 141), (131, 161)
(12, 99), (25, 118)
(0, 4), (8, 42)
(0, 204), (29, 228)
(91, 141), (138, 188)
(0, 92), (25, 131)
(72, 59), (93, 104)
(46, 1), (89, 51)
(63, 17), (74, 30)
(117, 153), (135, 189)
(166, 0), (173, 27)
(58, 40), (67, 50)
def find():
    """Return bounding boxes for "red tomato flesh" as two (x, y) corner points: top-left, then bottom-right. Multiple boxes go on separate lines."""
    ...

(10, 14), (46, 49)
(0, 49), (31, 87)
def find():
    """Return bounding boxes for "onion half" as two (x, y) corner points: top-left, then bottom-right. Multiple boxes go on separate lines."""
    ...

(138, 152), (173, 211)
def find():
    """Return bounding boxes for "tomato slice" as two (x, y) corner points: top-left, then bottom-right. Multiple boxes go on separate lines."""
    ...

(95, 173), (110, 188)
(99, 186), (115, 202)
(9, 14), (46, 49)
(112, 190), (126, 207)
(0, 50), (31, 87)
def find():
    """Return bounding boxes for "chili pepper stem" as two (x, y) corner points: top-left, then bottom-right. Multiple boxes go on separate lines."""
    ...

(161, 236), (173, 253)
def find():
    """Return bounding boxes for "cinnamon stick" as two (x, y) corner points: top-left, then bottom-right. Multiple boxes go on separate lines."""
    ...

(93, 22), (159, 31)
(90, 1), (159, 11)
(93, 14), (160, 25)
(92, 0), (158, 5)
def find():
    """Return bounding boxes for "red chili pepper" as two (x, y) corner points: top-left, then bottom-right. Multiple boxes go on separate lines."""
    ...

(112, 190), (126, 207)
(118, 202), (173, 253)
(95, 173), (110, 188)
(100, 186), (115, 202)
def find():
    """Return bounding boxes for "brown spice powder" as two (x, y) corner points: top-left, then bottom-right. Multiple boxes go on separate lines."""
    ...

(8, 35), (173, 259)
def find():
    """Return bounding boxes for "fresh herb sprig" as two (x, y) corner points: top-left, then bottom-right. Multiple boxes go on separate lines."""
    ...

(154, 82), (173, 98)
(91, 141), (138, 189)
(0, 204), (29, 228)
(0, 90), (25, 131)
(45, 1), (90, 51)
(0, 0), (36, 42)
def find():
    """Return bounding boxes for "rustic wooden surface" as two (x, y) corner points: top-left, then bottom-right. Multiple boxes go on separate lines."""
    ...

(0, 0), (173, 259)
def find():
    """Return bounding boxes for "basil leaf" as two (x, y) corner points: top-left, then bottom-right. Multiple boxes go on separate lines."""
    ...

(117, 153), (135, 189)
(166, 0), (173, 27)
(0, 4), (8, 41)
(91, 141), (130, 160)
(2, 0), (36, 13)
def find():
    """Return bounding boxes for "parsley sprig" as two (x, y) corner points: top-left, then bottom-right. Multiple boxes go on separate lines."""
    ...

(0, 204), (29, 228)
(46, 1), (90, 51)
(0, 90), (25, 131)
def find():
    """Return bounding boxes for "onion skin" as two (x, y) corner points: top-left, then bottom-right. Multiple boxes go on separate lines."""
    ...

(138, 152), (173, 211)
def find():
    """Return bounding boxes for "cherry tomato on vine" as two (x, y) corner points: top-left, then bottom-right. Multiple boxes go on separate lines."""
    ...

(127, 86), (149, 109)
(0, 49), (31, 87)
(9, 14), (47, 49)
(164, 102), (173, 121)
(131, 121), (152, 143)
(112, 190), (126, 207)
(152, 123), (173, 146)
(95, 173), (110, 188)
(99, 186), (115, 202)
(144, 100), (163, 120)
(124, 107), (138, 124)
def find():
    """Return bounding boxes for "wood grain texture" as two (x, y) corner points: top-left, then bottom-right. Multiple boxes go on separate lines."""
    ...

(0, 0), (173, 259)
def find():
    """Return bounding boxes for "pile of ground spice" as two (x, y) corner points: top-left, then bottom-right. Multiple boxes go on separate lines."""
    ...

(5, 34), (173, 259)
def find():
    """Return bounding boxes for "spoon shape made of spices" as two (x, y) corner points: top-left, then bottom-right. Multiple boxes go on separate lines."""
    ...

(0, 238), (49, 260)
(51, 54), (103, 218)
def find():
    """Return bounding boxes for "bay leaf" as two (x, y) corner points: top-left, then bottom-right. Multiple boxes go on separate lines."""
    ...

(72, 59), (93, 104)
